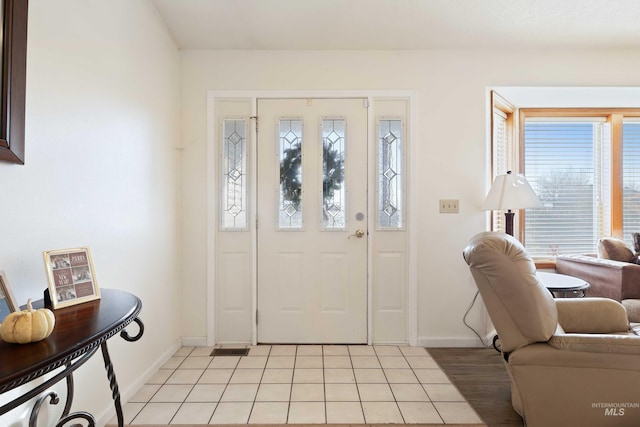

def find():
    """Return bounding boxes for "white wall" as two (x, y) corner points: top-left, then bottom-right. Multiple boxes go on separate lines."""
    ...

(180, 49), (640, 346)
(0, 1), (181, 425)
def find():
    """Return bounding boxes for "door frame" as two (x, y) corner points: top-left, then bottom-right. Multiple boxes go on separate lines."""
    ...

(206, 90), (418, 346)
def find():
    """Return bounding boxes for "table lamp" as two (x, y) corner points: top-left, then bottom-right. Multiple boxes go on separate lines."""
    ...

(482, 171), (542, 236)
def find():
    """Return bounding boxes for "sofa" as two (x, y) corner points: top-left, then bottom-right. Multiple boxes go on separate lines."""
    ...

(556, 237), (640, 322)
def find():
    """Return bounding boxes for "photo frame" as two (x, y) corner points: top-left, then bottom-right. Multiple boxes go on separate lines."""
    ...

(43, 247), (101, 309)
(0, 270), (18, 321)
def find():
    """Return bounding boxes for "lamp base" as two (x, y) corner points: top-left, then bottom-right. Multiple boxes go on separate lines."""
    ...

(505, 210), (515, 236)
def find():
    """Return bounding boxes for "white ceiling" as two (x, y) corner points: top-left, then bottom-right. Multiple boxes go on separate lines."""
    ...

(150, 0), (640, 50)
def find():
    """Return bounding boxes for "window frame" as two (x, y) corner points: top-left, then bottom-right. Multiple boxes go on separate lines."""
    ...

(516, 108), (640, 260)
(490, 92), (516, 234)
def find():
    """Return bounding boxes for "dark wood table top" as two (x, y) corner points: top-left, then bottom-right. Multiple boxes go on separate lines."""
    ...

(0, 288), (142, 394)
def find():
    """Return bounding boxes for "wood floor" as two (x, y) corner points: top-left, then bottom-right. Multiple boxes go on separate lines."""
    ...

(428, 347), (524, 427)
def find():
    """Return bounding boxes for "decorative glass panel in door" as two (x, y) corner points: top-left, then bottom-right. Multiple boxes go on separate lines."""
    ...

(322, 118), (346, 230)
(377, 118), (404, 229)
(278, 119), (303, 229)
(221, 119), (248, 230)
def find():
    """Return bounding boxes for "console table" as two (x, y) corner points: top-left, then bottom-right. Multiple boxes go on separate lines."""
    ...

(0, 288), (143, 427)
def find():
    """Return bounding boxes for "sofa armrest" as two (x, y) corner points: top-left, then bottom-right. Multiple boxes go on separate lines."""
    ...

(556, 254), (640, 300)
(556, 298), (629, 333)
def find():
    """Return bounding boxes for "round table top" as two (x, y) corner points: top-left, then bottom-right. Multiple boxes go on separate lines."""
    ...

(537, 271), (590, 291)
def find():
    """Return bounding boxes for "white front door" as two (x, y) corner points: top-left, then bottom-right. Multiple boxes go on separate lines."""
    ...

(257, 98), (368, 343)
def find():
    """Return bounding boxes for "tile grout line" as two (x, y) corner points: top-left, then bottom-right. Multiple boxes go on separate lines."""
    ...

(407, 348), (448, 424)
(207, 347), (243, 424)
(322, 345), (327, 424)
(285, 345), (297, 424)
(244, 344), (271, 423)
(133, 345), (194, 425)
(350, 345), (367, 424)
(387, 346), (408, 423)
(408, 346), (449, 423)
(175, 347), (216, 424)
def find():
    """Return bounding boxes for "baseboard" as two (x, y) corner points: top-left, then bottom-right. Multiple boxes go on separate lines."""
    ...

(372, 340), (409, 346)
(181, 336), (208, 347)
(418, 336), (489, 348)
(96, 338), (181, 427)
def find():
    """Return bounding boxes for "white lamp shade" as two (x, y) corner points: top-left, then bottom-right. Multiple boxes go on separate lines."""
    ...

(482, 172), (542, 211)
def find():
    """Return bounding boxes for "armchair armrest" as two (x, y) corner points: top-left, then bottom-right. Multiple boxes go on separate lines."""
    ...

(549, 333), (640, 354)
(555, 298), (629, 333)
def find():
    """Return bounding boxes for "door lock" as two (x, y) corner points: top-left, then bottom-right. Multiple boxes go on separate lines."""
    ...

(348, 229), (365, 239)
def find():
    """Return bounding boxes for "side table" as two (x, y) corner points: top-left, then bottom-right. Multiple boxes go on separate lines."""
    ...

(537, 271), (590, 298)
(0, 288), (143, 427)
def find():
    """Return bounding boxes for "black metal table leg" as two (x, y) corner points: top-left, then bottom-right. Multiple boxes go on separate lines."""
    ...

(101, 341), (124, 427)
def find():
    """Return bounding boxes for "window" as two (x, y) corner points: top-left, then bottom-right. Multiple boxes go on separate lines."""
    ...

(522, 117), (610, 257)
(490, 93), (515, 233)
(492, 108), (640, 258)
(623, 119), (640, 243)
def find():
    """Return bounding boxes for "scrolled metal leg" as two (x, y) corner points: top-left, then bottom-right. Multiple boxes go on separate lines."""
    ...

(29, 391), (59, 427)
(62, 363), (74, 417)
(121, 317), (144, 342)
(28, 369), (91, 427)
(55, 411), (95, 427)
(101, 342), (124, 427)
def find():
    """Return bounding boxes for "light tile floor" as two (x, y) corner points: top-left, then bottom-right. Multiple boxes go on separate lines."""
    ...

(115, 345), (484, 425)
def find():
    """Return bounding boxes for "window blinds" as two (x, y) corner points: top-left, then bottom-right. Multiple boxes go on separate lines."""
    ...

(623, 120), (640, 244)
(491, 109), (507, 233)
(523, 118), (610, 257)
(491, 106), (512, 233)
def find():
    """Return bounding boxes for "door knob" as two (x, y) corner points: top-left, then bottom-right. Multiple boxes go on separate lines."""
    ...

(348, 229), (365, 239)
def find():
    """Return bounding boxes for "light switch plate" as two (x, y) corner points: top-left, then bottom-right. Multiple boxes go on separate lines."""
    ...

(439, 199), (459, 213)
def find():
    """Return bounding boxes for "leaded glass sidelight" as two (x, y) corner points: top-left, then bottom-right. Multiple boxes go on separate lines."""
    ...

(221, 119), (248, 230)
(378, 119), (404, 229)
(279, 119), (303, 229)
(322, 119), (346, 229)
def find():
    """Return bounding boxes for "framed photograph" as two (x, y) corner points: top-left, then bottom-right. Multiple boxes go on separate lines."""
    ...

(43, 247), (101, 309)
(0, 270), (18, 321)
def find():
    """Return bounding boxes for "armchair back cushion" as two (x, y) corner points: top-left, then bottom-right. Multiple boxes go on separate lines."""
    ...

(463, 232), (557, 353)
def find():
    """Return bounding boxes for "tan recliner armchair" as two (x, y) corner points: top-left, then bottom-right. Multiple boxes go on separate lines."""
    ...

(463, 232), (640, 427)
